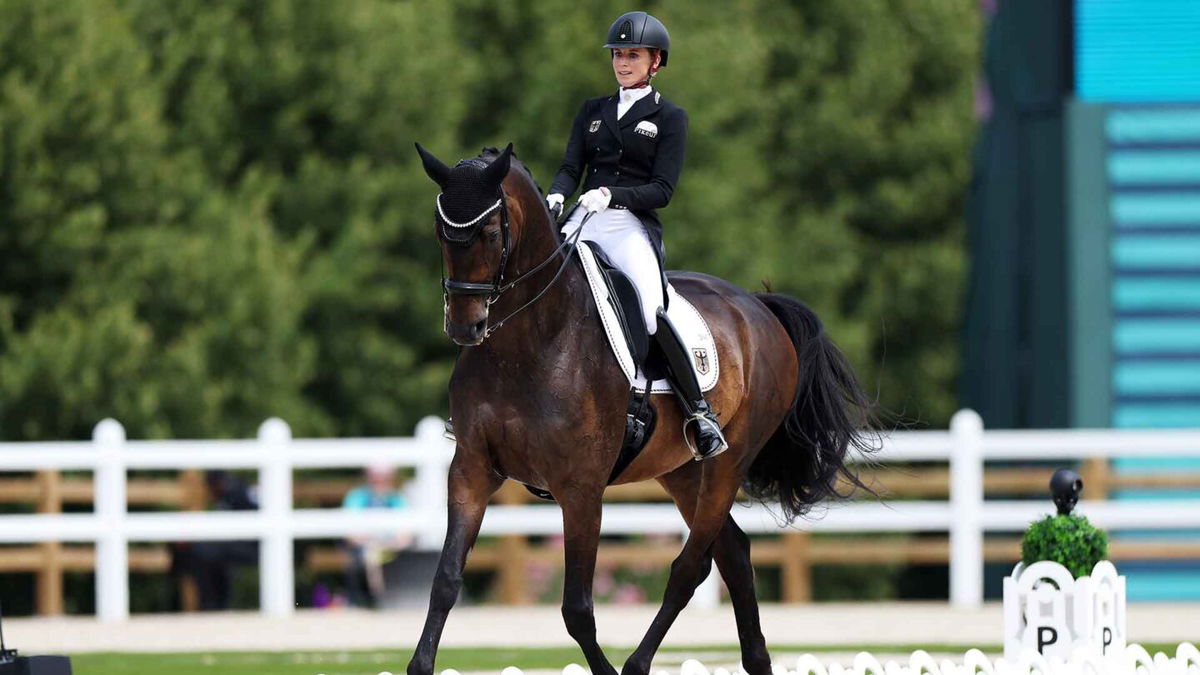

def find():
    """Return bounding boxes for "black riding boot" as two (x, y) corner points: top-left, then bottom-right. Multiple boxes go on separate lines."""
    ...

(653, 309), (728, 460)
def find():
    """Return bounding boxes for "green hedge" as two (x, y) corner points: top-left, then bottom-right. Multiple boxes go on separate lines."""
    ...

(1021, 514), (1109, 578)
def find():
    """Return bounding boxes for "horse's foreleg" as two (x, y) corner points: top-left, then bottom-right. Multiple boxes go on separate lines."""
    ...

(623, 462), (743, 675)
(558, 484), (618, 675)
(658, 468), (771, 675)
(407, 453), (502, 675)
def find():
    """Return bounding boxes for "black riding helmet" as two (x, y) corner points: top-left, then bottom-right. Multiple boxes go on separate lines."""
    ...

(604, 11), (670, 68)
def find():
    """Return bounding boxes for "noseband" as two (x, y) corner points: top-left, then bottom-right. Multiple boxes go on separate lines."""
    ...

(438, 192), (587, 339)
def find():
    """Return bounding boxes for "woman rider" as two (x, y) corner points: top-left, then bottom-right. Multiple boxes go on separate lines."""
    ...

(547, 11), (727, 460)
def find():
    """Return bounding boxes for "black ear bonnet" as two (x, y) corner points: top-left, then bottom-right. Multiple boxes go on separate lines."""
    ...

(418, 143), (512, 246)
(436, 159), (504, 245)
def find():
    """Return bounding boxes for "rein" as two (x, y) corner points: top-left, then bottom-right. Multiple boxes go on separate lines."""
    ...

(441, 201), (592, 339)
(481, 220), (585, 337)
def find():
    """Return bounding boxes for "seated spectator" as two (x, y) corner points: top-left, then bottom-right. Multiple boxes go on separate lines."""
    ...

(342, 463), (413, 608)
(170, 470), (259, 610)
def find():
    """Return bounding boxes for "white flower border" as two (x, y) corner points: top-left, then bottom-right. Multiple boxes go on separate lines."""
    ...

(358, 643), (1198, 675)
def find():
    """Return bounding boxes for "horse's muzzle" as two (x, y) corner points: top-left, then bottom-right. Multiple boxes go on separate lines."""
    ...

(447, 316), (488, 346)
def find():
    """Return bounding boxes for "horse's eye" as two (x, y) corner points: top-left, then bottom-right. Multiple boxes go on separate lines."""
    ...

(485, 228), (501, 242)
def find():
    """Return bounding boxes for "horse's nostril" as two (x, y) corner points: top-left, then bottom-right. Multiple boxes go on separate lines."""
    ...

(474, 319), (487, 336)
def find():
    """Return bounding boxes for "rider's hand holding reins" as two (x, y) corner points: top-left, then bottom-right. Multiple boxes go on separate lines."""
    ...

(580, 187), (611, 213)
(546, 193), (565, 220)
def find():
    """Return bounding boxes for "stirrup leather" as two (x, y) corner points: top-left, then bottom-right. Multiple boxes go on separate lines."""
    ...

(682, 410), (729, 461)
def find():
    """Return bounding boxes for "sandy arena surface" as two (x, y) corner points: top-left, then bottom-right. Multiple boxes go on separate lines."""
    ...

(6, 603), (1198, 654)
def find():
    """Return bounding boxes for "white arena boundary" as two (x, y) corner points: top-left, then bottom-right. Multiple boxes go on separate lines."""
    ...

(341, 644), (1200, 675)
(383, 645), (1200, 675)
(1, 410), (1199, 621)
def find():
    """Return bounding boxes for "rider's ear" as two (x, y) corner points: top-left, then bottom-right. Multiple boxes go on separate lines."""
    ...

(482, 143), (513, 186)
(414, 142), (451, 187)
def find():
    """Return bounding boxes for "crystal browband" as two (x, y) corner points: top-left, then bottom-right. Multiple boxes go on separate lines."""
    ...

(437, 195), (502, 229)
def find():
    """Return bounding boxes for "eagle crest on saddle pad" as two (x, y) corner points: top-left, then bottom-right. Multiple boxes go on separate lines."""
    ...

(692, 348), (710, 376)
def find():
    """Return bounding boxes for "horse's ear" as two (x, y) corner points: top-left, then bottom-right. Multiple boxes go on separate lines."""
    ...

(414, 142), (451, 187)
(483, 143), (513, 186)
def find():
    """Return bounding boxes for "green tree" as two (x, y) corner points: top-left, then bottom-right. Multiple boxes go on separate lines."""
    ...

(125, 0), (480, 435)
(0, 0), (979, 441)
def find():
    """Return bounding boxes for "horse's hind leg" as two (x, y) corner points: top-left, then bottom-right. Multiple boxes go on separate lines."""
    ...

(623, 459), (744, 675)
(407, 452), (502, 675)
(557, 483), (619, 675)
(657, 467), (772, 675)
(712, 519), (771, 674)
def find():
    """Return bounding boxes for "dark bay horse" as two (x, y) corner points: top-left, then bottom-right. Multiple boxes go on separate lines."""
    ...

(409, 144), (875, 675)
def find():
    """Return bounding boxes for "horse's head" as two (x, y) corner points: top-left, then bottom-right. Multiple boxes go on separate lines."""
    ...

(415, 142), (526, 346)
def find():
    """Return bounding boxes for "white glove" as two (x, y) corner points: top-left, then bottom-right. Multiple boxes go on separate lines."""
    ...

(546, 193), (565, 220)
(579, 187), (611, 213)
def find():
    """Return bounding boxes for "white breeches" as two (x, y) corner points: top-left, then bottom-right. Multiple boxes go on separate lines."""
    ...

(563, 207), (664, 334)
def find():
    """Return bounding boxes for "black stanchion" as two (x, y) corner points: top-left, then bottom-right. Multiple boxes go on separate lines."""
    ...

(0, 602), (73, 675)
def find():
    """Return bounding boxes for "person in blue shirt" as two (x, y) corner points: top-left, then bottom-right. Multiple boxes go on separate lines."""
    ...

(341, 463), (412, 608)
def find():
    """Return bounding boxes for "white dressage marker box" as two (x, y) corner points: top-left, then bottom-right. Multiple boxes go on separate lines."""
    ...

(1003, 560), (1127, 661)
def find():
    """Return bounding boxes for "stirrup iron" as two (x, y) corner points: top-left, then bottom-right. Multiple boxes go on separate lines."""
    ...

(682, 410), (728, 461)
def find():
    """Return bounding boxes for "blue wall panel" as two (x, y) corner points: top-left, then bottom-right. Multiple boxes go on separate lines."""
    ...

(1078, 0), (1200, 103)
(1102, 105), (1200, 600)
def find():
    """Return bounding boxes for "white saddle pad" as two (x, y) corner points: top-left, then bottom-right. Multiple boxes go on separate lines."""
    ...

(577, 241), (719, 394)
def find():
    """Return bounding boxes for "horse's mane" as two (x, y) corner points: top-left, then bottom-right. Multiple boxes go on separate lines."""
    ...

(480, 146), (544, 197)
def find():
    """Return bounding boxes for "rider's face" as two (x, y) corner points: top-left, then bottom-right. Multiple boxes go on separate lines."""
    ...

(612, 48), (657, 88)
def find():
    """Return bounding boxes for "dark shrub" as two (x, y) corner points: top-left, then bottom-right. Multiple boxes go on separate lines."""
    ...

(1021, 514), (1108, 578)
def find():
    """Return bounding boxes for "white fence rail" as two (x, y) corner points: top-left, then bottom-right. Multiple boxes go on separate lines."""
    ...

(2, 409), (1199, 621)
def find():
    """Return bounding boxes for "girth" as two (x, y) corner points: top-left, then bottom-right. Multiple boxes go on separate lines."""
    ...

(520, 387), (657, 502)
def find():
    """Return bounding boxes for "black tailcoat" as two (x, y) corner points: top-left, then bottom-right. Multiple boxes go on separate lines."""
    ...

(549, 89), (688, 262)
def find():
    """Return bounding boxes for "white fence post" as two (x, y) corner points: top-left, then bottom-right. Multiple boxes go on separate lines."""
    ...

(94, 418), (129, 622)
(950, 408), (984, 609)
(258, 418), (294, 617)
(413, 416), (453, 547)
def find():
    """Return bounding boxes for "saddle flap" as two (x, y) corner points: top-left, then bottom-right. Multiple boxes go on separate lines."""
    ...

(588, 245), (650, 368)
(576, 242), (718, 394)
(608, 272), (649, 369)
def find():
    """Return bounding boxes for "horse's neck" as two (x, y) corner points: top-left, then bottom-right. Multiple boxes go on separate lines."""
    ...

(485, 207), (590, 355)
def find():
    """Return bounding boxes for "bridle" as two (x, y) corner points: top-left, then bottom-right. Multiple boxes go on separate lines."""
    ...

(438, 193), (511, 298)
(438, 191), (588, 339)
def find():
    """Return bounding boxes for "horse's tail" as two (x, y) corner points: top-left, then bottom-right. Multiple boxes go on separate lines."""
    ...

(744, 292), (879, 523)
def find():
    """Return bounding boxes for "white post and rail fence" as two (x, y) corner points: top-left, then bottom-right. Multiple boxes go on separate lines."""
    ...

(2, 410), (1199, 622)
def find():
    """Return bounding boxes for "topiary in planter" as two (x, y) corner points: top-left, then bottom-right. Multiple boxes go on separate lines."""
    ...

(1021, 513), (1109, 579)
